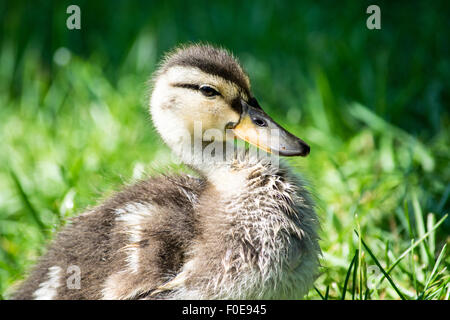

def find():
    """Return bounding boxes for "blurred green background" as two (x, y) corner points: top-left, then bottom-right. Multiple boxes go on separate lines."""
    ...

(0, 0), (449, 299)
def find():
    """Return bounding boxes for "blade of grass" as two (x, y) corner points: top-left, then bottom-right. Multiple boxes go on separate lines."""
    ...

(422, 244), (447, 295)
(409, 239), (418, 297)
(355, 230), (406, 300)
(423, 274), (449, 300)
(9, 169), (47, 237)
(425, 287), (444, 300)
(436, 184), (450, 213)
(404, 199), (414, 239)
(377, 214), (448, 286)
(360, 251), (365, 300)
(341, 249), (358, 300)
(314, 286), (325, 300)
(364, 288), (370, 300)
(352, 249), (359, 300)
(384, 240), (390, 270)
(444, 282), (450, 300)
(412, 193), (432, 264)
(426, 213), (436, 254)
(356, 215), (363, 300)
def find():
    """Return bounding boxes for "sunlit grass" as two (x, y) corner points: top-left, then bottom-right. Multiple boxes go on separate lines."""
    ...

(0, 36), (448, 299)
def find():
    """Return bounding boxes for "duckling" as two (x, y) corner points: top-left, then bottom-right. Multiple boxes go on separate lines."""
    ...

(12, 44), (321, 300)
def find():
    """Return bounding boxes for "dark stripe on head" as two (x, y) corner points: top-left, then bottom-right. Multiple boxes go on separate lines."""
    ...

(231, 97), (243, 114)
(172, 83), (200, 91)
(161, 45), (251, 97)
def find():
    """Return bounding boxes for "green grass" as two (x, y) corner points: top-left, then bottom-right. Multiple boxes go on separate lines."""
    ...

(0, 1), (449, 300)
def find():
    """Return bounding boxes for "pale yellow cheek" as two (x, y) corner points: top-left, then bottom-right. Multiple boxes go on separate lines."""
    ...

(219, 107), (240, 127)
(181, 100), (240, 136)
(203, 101), (240, 131)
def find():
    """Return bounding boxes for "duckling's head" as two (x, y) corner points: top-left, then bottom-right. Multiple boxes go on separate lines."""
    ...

(150, 44), (309, 164)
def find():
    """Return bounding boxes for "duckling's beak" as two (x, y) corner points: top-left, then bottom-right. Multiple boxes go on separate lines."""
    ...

(230, 99), (310, 157)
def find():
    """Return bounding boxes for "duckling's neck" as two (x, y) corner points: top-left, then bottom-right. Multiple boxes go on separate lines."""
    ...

(183, 141), (273, 196)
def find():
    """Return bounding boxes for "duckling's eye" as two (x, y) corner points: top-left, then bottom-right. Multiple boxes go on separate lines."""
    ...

(199, 85), (220, 97)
